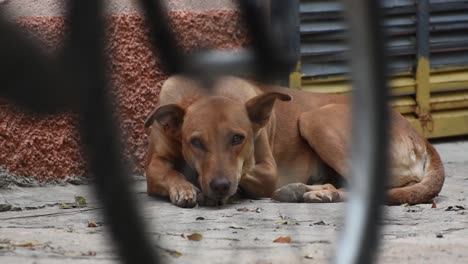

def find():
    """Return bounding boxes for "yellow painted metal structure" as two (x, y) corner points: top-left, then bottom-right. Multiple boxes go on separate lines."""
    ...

(293, 66), (468, 138)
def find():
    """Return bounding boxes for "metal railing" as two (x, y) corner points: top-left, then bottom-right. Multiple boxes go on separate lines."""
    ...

(0, 0), (389, 263)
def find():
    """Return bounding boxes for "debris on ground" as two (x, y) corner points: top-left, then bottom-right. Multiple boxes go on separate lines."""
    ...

(405, 206), (423, 213)
(187, 233), (203, 241)
(59, 196), (88, 209)
(311, 220), (327, 226)
(236, 207), (263, 213)
(87, 221), (98, 228)
(195, 216), (205, 220)
(229, 224), (247, 229)
(273, 236), (291, 243)
(445, 205), (465, 211)
(0, 204), (12, 212)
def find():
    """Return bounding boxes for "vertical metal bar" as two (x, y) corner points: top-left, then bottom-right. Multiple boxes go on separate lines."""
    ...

(137, 0), (185, 75)
(269, 0), (300, 86)
(415, 0), (432, 134)
(64, 1), (159, 264)
(335, 0), (390, 263)
(286, 0), (302, 89)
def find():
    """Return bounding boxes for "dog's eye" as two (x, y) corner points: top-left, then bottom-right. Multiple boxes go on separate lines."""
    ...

(190, 138), (204, 149)
(231, 134), (245, 146)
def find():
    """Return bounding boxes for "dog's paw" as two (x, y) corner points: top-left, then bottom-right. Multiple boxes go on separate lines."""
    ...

(169, 184), (198, 208)
(271, 183), (307, 202)
(303, 190), (341, 203)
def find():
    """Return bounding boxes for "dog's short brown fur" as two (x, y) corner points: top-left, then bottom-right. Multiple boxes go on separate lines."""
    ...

(144, 75), (445, 207)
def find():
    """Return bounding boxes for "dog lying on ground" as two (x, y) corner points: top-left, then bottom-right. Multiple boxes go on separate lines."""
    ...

(144, 75), (444, 207)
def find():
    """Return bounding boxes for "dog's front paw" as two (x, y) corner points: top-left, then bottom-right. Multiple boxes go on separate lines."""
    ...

(303, 190), (341, 203)
(169, 184), (198, 208)
(271, 183), (307, 202)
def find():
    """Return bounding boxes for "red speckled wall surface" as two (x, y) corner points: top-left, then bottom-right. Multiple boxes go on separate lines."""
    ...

(0, 11), (247, 180)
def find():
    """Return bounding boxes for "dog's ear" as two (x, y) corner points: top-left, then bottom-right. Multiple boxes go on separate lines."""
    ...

(144, 104), (185, 133)
(246, 92), (292, 130)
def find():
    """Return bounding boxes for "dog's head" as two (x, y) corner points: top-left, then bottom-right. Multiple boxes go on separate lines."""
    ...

(145, 92), (291, 201)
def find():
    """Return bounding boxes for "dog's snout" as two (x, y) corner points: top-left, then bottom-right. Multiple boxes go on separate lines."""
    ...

(209, 177), (231, 196)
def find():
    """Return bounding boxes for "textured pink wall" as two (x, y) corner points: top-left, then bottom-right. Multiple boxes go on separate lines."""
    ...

(0, 11), (247, 180)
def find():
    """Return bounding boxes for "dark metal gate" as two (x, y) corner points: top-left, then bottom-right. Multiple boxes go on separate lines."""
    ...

(0, 0), (390, 263)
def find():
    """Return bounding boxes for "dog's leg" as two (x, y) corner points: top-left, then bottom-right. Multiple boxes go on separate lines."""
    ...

(292, 104), (351, 203)
(240, 130), (278, 198)
(147, 156), (199, 208)
(272, 183), (346, 202)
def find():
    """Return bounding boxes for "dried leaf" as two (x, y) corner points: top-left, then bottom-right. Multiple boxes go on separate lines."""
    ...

(12, 241), (42, 247)
(87, 221), (98, 228)
(431, 201), (437, 208)
(168, 249), (182, 258)
(0, 204), (12, 212)
(445, 205), (465, 211)
(59, 203), (72, 209)
(273, 236), (291, 243)
(313, 220), (327, 225)
(229, 224), (247, 229)
(82, 251), (97, 256)
(237, 207), (263, 213)
(75, 196), (87, 208)
(187, 233), (203, 241)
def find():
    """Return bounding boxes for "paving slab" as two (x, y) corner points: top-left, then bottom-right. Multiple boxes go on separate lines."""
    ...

(0, 141), (467, 264)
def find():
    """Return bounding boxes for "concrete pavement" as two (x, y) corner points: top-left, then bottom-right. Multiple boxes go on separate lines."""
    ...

(0, 140), (467, 264)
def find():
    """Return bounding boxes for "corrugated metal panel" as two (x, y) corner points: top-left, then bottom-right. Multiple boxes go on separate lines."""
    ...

(299, 0), (468, 78)
(299, 0), (417, 78)
(296, 0), (468, 138)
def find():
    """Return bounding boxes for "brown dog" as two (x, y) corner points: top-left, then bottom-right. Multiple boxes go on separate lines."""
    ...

(144, 75), (444, 207)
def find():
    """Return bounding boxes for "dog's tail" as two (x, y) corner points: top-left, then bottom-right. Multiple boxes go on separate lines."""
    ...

(387, 142), (445, 205)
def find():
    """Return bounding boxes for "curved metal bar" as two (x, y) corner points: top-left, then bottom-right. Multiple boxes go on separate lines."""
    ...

(63, 1), (159, 264)
(334, 0), (390, 264)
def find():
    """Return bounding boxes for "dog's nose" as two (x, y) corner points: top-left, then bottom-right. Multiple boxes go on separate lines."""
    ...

(209, 177), (231, 197)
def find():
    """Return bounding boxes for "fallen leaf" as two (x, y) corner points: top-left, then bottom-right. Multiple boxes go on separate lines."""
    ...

(313, 220), (327, 225)
(273, 236), (291, 243)
(0, 204), (12, 212)
(236, 207), (250, 212)
(195, 217), (205, 220)
(12, 241), (43, 247)
(59, 203), (72, 209)
(229, 224), (247, 229)
(187, 233), (203, 241)
(406, 206), (423, 213)
(445, 205), (465, 211)
(431, 201), (437, 208)
(168, 249), (182, 258)
(75, 196), (87, 208)
(87, 221), (98, 228)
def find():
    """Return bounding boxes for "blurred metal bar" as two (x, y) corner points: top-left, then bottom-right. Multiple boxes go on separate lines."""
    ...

(137, 0), (185, 75)
(0, 12), (71, 113)
(415, 0), (432, 131)
(335, 0), (390, 263)
(237, 0), (296, 80)
(63, 1), (159, 264)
